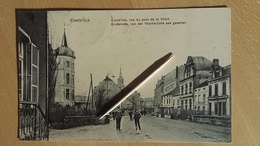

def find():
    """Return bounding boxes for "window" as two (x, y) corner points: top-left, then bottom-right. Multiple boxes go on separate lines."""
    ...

(209, 85), (212, 96)
(66, 61), (70, 68)
(31, 44), (39, 102)
(215, 84), (218, 96)
(203, 87), (206, 90)
(189, 82), (192, 93)
(72, 90), (74, 100)
(66, 73), (70, 84)
(181, 86), (184, 95)
(177, 99), (179, 105)
(185, 84), (188, 94)
(32, 87), (37, 102)
(223, 102), (226, 115)
(32, 46), (38, 65)
(195, 89), (197, 92)
(18, 60), (23, 101)
(189, 99), (192, 109)
(203, 106), (205, 112)
(215, 103), (218, 114)
(72, 63), (74, 69)
(203, 94), (206, 102)
(72, 74), (74, 85)
(32, 66), (38, 85)
(18, 42), (23, 58)
(66, 89), (70, 99)
(223, 82), (227, 95)
(198, 106), (200, 111)
(215, 71), (220, 78)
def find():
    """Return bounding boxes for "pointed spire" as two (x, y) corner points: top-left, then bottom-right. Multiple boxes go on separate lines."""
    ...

(119, 66), (122, 77)
(61, 27), (68, 47)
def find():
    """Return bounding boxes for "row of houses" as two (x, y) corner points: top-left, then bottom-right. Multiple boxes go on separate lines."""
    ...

(154, 56), (231, 118)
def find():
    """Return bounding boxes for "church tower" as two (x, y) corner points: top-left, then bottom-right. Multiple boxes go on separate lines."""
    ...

(117, 67), (125, 90)
(54, 28), (76, 106)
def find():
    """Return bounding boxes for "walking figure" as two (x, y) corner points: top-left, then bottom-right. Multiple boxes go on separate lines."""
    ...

(129, 110), (133, 121)
(115, 107), (122, 131)
(133, 109), (141, 130)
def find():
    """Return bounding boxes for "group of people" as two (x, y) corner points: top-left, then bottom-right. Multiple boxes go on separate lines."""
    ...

(114, 107), (142, 131)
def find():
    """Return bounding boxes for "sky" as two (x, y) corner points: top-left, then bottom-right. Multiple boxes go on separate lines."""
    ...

(48, 8), (231, 98)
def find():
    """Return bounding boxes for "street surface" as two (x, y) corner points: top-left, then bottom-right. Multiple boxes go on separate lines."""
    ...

(49, 115), (231, 142)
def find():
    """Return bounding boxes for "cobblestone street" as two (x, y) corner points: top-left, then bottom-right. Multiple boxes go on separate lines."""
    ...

(49, 115), (231, 142)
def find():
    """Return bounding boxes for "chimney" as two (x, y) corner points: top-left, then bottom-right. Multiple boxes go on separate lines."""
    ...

(212, 59), (219, 70)
(176, 66), (178, 78)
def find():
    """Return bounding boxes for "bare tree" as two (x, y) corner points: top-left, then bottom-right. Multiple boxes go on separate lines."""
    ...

(48, 43), (60, 122)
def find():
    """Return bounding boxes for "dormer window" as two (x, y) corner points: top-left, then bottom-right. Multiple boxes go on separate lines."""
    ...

(215, 71), (220, 78)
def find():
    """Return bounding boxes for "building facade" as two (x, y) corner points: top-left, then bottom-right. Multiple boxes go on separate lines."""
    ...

(18, 11), (49, 140)
(208, 62), (231, 116)
(194, 81), (208, 115)
(179, 56), (212, 111)
(141, 97), (154, 114)
(54, 29), (76, 106)
(153, 76), (164, 113)
(93, 76), (121, 113)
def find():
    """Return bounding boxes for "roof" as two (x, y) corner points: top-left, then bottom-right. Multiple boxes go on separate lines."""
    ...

(187, 56), (213, 71)
(195, 80), (208, 89)
(163, 65), (185, 87)
(55, 30), (76, 59)
(222, 65), (231, 76)
(141, 97), (154, 101)
(164, 87), (180, 96)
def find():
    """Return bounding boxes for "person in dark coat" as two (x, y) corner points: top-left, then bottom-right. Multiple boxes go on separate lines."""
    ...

(129, 110), (133, 121)
(133, 109), (142, 130)
(115, 107), (122, 131)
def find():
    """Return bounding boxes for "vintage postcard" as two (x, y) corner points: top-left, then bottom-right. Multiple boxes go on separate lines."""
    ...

(17, 8), (231, 142)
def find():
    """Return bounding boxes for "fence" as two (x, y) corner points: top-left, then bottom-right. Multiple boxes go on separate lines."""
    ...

(19, 101), (49, 140)
(62, 115), (110, 129)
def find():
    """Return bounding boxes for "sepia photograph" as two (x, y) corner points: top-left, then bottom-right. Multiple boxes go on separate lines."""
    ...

(17, 8), (231, 142)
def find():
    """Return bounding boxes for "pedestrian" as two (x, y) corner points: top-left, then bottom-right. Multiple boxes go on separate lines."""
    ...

(112, 111), (116, 120)
(133, 109), (142, 130)
(115, 107), (122, 131)
(129, 110), (133, 121)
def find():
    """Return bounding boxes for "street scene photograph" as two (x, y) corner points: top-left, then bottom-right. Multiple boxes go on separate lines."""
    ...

(17, 8), (231, 142)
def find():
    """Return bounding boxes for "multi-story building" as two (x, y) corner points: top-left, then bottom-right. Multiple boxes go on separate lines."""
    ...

(208, 61), (231, 116)
(160, 65), (184, 116)
(153, 76), (164, 113)
(194, 81), (208, 115)
(179, 56), (212, 110)
(93, 76), (121, 113)
(18, 11), (49, 140)
(141, 97), (154, 114)
(54, 29), (76, 106)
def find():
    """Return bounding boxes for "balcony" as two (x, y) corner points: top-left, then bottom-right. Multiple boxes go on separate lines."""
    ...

(19, 101), (49, 140)
(208, 94), (228, 100)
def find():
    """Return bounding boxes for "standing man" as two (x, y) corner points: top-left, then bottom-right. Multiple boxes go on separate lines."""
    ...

(129, 110), (133, 121)
(133, 109), (142, 130)
(115, 107), (122, 131)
